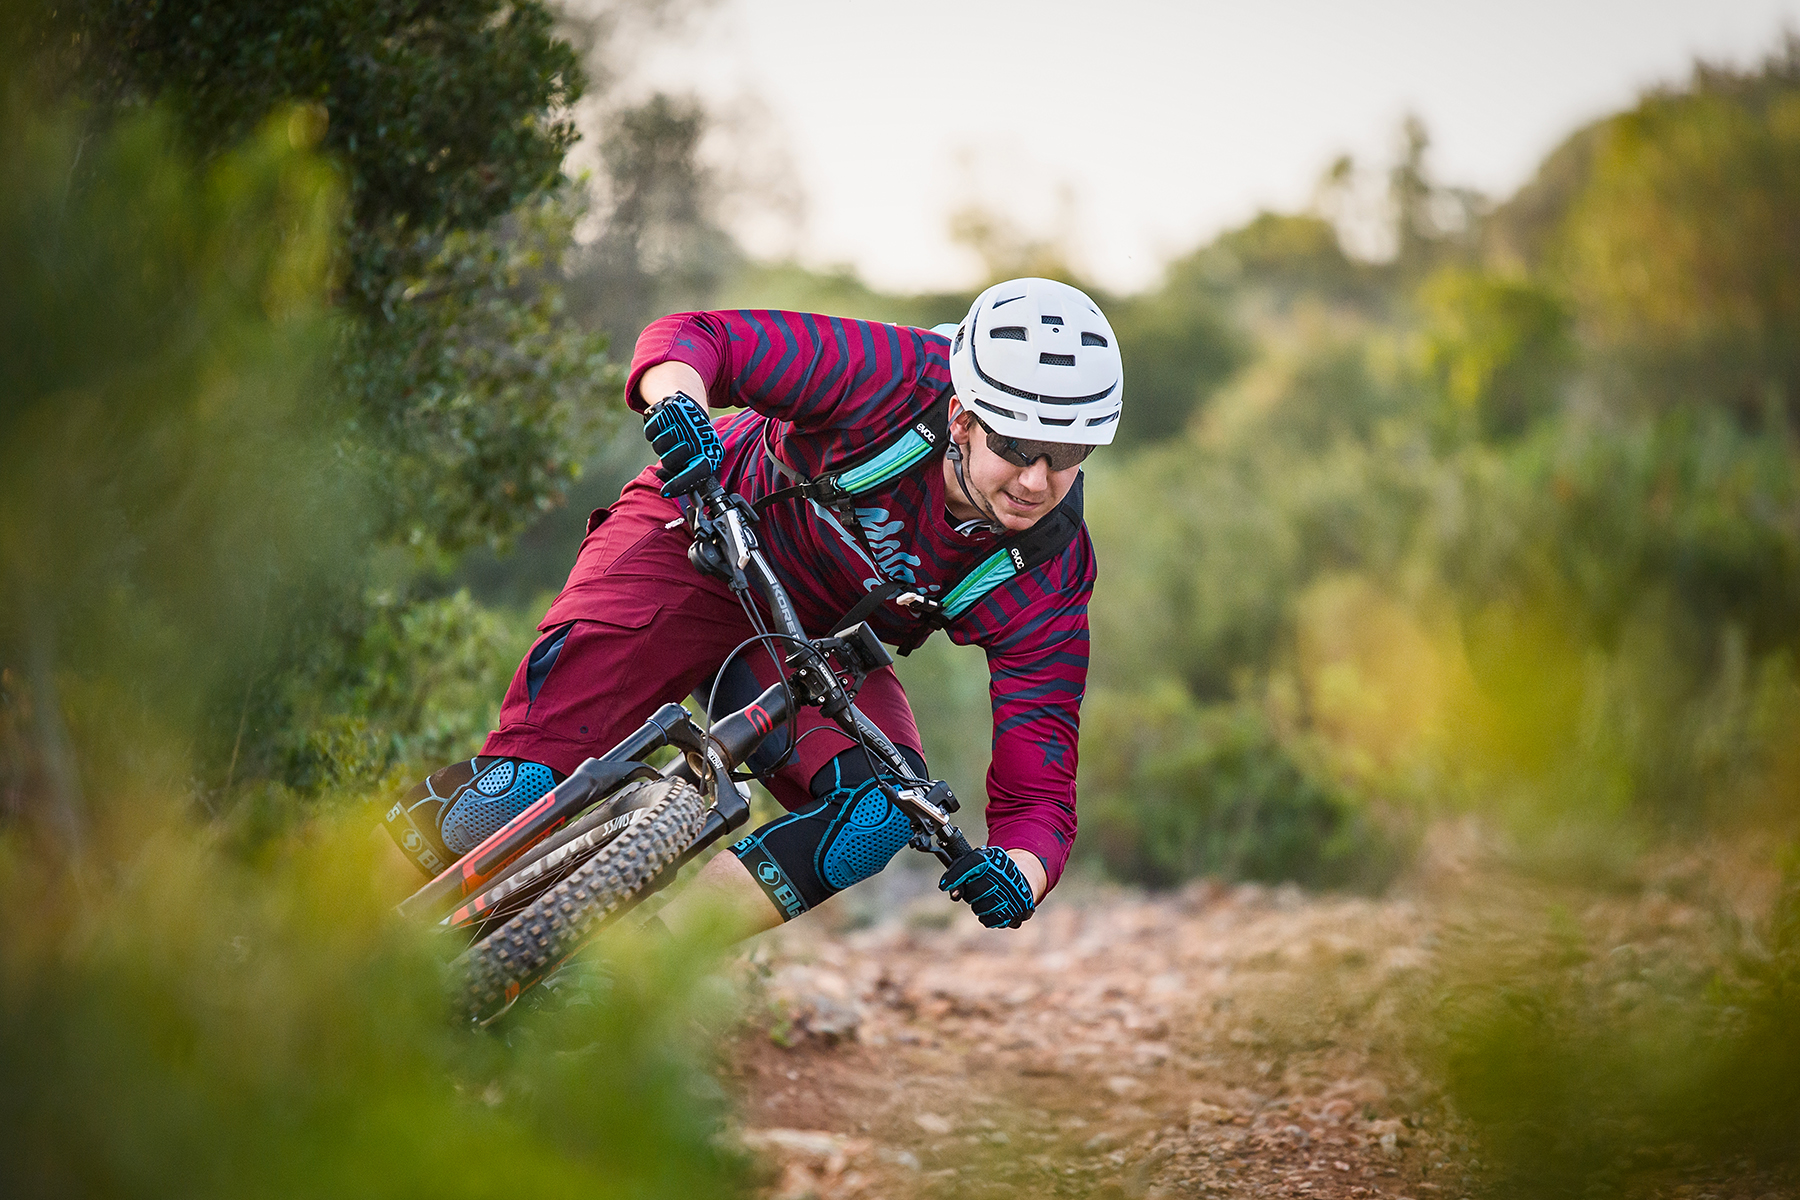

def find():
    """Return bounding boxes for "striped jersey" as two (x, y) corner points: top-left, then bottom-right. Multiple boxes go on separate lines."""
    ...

(627, 310), (1094, 889)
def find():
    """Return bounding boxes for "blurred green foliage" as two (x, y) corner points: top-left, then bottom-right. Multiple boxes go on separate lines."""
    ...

(0, 87), (356, 845)
(1552, 72), (1800, 417)
(1429, 860), (1800, 1195)
(1080, 43), (1800, 891)
(0, 815), (744, 1199)
(278, 591), (540, 795)
(338, 189), (612, 554)
(50, 0), (584, 303)
(45, 0), (611, 556)
(0, 37), (742, 1196)
(1418, 268), (1573, 442)
(1080, 685), (1404, 891)
(3, 0), (624, 823)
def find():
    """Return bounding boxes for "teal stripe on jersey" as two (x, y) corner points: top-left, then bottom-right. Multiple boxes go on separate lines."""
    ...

(834, 427), (934, 494)
(941, 550), (1018, 617)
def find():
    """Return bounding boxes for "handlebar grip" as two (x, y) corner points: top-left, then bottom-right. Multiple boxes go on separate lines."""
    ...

(944, 827), (974, 858)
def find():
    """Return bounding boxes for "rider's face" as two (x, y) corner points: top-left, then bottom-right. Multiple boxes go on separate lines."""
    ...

(948, 408), (1083, 533)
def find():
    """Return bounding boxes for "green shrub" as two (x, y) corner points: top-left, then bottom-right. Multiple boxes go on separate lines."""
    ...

(0, 811), (746, 1200)
(1079, 692), (1405, 891)
(0, 92), (740, 1196)
(1430, 859), (1800, 1197)
(279, 590), (542, 795)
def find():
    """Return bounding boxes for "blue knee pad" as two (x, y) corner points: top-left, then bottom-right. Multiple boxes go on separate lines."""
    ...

(729, 745), (928, 919)
(441, 758), (560, 854)
(818, 778), (916, 891)
(383, 755), (565, 876)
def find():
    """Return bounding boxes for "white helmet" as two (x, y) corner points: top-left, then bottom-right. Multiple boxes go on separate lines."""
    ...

(946, 277), (1123, 446)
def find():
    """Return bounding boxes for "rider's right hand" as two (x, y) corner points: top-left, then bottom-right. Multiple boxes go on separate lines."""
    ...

(645, 390), (723, 497)
(939, 845), (1037, 929)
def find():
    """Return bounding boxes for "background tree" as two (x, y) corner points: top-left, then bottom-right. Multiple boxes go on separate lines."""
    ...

(568, 92), (740, 352)
(1494, 36), (1800, 421)
(46, 0), (608, 554)
(13, 0), (638, 806)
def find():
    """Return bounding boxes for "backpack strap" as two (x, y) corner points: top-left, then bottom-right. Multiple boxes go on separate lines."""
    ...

(753, 392), (952, 517)
(940, 472), (1084, 619)
(748, 389), (1082, 654)
(890, 472), (1084, 654)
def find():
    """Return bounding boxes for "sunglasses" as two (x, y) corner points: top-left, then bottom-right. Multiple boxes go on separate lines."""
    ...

(972, 417), (1095, 472)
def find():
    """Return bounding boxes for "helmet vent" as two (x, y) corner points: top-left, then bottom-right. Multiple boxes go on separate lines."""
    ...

(1085, 411), (1121, 426)
(1041, 315), (1064, 324)
(953, 326), (965, 353)
(972, 397), (1024, 421)
(989, 326), (1028, 341)
(1040, 415), (1076, 426)
(1039, 352), (1076, 366)
(1081, 332), (1109, 347)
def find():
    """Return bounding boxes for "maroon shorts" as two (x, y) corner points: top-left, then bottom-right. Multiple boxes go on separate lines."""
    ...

(481, 476), (923, 812)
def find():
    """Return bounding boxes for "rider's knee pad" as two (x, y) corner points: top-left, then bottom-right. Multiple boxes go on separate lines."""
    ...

(729, 745), (927, 920)
(817, 772), (919, 891)
(382, 755), (565, 877)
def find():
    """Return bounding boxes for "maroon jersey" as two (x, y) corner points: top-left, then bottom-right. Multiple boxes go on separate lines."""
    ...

(624, 310), (1094, 888)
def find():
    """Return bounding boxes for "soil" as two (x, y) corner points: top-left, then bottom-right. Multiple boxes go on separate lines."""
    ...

(719, 877), (1462, 1200)
(713, 838), (1800, 1200)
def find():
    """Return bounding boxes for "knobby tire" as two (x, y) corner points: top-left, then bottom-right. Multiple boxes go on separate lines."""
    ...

(456, 776), (707, 1024)
(451, 780), (666, 938)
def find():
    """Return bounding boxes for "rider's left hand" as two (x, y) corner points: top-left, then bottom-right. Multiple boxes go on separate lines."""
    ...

(645, 390), (723, 497)
(939, 845), (1036, 929)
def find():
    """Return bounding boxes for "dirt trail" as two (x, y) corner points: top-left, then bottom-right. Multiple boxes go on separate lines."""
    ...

(721, 880), (1466, 1200)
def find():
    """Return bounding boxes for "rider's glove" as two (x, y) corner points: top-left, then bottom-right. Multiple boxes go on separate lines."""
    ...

(939, 845), (1036, 929)
(644, 390), (723, 497)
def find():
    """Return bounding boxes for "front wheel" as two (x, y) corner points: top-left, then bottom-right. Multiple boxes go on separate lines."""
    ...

(455, 775), (708, 1024)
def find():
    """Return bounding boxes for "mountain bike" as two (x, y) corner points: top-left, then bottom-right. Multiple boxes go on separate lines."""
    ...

(396, 471), (977, 1024)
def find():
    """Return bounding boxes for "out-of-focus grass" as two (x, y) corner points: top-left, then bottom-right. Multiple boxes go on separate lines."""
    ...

(0, 805), (746, 1198)
(1412, 844), (1800, 1198)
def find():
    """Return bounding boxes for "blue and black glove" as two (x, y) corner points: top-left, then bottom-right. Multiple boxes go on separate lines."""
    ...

(939, 845), (1036, 929)
(644, 390), (723, 497)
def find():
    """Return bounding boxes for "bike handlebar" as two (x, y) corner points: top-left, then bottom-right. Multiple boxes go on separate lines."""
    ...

(678, 473), (973, 865)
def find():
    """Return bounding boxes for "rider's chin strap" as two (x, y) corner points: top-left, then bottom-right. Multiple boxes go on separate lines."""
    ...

(945, 436), (1002, 532)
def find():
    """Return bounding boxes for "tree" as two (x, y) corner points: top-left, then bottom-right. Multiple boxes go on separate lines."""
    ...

(9, 0), (631, 805)
(1493, 38), (1800, 421)
(52, 0), (581, 299)
(1418, 268), (1573, 441)
(566, 92), (741, 351)
(46, 0), (610, 553)
(0, 84), (355, 841)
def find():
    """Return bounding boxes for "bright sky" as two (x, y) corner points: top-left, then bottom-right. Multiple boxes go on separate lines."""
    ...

(634, 0), (1800, 294)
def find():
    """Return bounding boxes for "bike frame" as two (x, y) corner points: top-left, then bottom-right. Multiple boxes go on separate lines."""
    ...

(398, 473), (973, 926)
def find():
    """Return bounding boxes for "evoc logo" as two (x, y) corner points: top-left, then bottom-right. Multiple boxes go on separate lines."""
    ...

(914, 420), (937, 443)
(1008, 546), (1026, 570)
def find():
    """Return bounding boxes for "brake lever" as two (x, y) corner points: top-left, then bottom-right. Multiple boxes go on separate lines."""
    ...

(684, 477), (753, 588)
(721, 506), (752, 569)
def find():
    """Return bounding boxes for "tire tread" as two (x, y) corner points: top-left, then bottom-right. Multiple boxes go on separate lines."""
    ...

(457, 777), (706, 1022)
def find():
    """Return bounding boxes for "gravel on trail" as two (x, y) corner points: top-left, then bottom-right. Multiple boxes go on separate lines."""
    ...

(720, 879), (1468, 1200)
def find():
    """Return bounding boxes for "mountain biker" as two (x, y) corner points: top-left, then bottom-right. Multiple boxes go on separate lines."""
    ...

(381, 277), (1123, 940)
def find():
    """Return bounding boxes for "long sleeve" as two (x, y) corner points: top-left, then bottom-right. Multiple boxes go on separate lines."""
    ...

(952, 530), (1095, 890)
(627, 310), (942, 436)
